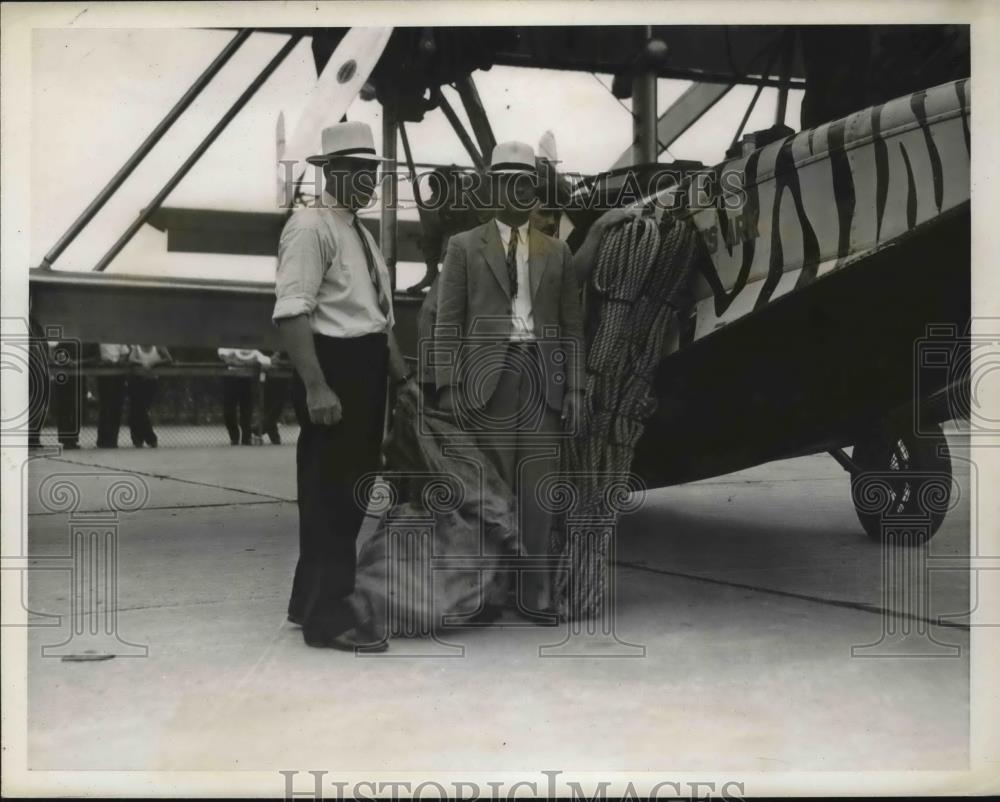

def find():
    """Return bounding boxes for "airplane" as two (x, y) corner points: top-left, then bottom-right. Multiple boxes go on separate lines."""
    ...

(28, 25), (971, 543)
(627, 75), (970, 543)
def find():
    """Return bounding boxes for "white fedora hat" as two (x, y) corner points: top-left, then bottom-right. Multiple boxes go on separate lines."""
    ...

(488, 140), (537, 175)
(306, 121), (390, 166)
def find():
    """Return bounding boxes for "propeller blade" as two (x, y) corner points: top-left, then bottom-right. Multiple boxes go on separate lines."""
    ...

(280, 27), (393, 190)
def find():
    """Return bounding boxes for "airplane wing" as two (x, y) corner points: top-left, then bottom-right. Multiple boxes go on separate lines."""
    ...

(280, 27), (393, 193)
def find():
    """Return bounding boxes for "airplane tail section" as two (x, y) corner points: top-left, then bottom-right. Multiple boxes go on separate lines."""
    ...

(538, 130), (558, 164)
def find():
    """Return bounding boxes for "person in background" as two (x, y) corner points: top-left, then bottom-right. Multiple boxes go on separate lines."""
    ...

(217, 347), (271, 446)
(50, 340), (88, 450)
(258, 350), (290, 445)
(128, 345), (171, 448)
(528, 156), (572, 238)
(530, 155), (643, 287)
(95, 344), (130, 448)
(406, 166), (487, 296)
(27, 312), (49, 449)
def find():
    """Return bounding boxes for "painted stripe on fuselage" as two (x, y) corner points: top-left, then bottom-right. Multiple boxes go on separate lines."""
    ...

(910, 90), (944, 214)
(871, 104), (889, 242)
(672, 79), (969, 351)
(754, 136), (820, 310)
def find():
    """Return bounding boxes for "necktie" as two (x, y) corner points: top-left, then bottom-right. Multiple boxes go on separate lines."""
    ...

(506, 227), (519, 299)
(352, 216), (392, 321)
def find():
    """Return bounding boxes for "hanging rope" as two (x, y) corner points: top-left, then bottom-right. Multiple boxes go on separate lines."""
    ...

(551, 211), (700, 621)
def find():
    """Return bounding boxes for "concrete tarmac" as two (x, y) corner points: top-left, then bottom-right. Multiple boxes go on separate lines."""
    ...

(22, 433), (970, 772)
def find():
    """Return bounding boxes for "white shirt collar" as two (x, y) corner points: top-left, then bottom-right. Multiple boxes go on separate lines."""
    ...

(496, 218), (529, 244)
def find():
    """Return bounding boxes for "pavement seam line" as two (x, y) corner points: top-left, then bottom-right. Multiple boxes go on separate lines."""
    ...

(28, 499), (289, 517)
(41, 455), (294, 502)
(615, 559), (971, 631)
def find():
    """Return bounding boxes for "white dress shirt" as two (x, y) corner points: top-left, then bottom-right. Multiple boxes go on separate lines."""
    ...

(495, 219), (534, 340)
(99, 344), (130, 364)
(217, 348), (272, 369)
(272, 191), (394, 338)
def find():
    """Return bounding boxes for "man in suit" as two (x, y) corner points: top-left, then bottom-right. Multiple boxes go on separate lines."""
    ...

(435, 141), (585, 616)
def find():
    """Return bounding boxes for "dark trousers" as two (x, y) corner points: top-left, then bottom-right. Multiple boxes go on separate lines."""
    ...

(222, 376), (256, 444)
(288, 332), (388, 633)
(261, 375), (289, 436)
(53, 374), (83, 446)
(475, 342), (562, 610)
(96, 375), (126, 447)
(127, 375), (158, 446)
(27, 317), (48, 447)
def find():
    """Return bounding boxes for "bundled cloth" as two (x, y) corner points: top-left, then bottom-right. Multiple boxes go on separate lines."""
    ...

(348, 387), (518, 638)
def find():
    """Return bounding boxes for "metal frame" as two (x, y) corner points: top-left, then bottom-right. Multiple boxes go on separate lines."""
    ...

(380, 103), (399, 289)
(29, 268), (426, 353)
(433, 87), (487, 172)
(37, 29), (253, 271)
(611, 81), (733, 170)
(30, 24), (729, 347)
(93, 34), (303, 272)
(454, 74), (497, 161)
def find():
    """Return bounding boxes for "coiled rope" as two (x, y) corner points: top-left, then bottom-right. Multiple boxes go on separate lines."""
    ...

(551, 212), (700, 621)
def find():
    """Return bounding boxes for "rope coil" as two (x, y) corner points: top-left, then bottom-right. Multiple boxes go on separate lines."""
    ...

(552, 211), (700, 620)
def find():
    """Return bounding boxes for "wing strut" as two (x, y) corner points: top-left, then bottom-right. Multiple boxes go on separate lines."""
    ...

(36, 29), (253, 271)
(92, 34), (303, 272)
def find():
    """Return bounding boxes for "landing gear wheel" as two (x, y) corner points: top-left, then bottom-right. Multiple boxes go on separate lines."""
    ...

(850, 422), (952, 544)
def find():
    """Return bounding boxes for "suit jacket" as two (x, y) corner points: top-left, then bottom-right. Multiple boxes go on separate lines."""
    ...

(434, 219), (584, 411)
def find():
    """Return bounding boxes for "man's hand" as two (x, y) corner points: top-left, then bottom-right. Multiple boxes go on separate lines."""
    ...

(561, 388), (582, 431)
(306, 381), (342, 426)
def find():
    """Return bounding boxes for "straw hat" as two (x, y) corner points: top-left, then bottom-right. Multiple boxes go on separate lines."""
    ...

(306, 121), (390, 166)
(488, 140), (537, 175)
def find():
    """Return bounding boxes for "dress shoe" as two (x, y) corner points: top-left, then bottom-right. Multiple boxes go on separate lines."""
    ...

(304, 623), (388, 652)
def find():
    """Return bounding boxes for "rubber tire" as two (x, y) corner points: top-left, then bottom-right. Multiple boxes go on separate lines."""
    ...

(850, 422), (952, 544)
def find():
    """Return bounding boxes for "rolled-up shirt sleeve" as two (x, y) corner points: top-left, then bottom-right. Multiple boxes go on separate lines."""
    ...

(272, 213), (330, 323)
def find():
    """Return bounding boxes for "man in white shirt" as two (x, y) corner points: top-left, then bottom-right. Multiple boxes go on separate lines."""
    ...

(272, 122), (414, 651)
(216, 348), (271, 445)
(435, 141), (585, 617)
(96, 344), (130, 448)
